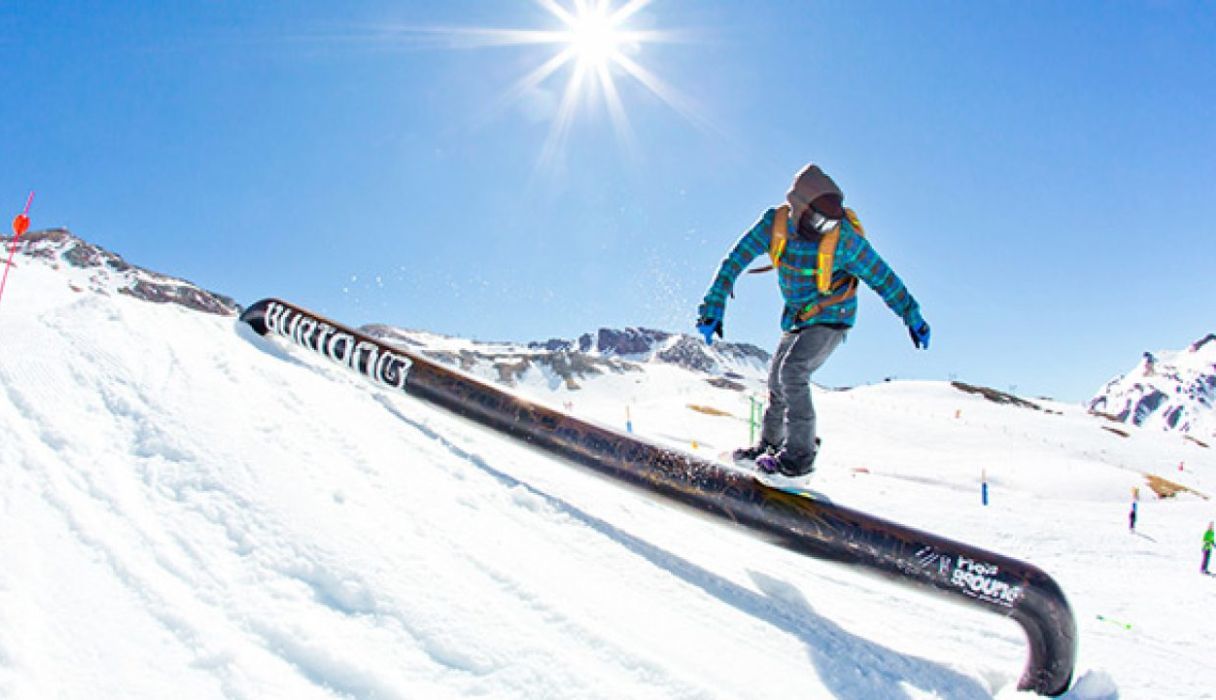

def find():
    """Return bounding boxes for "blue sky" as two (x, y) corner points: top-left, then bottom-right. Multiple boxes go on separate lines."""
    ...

(3, 1), (1214, 402)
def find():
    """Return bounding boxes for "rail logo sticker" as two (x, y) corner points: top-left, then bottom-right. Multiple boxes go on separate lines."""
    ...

(911, 546), (953, 577)
(264, 301), (412, 391)
(950, 555), (1024, 607)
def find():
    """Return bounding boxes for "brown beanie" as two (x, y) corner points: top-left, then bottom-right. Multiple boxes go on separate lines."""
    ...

(786, 164), (844, 224)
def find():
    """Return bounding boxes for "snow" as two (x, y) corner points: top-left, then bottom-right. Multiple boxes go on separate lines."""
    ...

(2, 245), (1215, 699)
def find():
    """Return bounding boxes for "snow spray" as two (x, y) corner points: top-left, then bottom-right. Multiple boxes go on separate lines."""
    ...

(0, 191), (34, 309)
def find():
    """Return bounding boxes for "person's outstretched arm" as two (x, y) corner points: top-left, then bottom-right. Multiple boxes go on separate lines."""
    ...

(696, 208), (774, 343)
(839, 231), (931, 348)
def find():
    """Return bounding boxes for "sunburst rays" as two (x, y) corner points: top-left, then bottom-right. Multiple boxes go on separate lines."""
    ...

(374, 1), (699, 168)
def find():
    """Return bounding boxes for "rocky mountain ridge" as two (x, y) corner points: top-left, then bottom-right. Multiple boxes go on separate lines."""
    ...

(9, 228), (768, 393)
(1088, 334), (1216, 438)
(363, 323), (770, 392)
(9, 228), (238, 316)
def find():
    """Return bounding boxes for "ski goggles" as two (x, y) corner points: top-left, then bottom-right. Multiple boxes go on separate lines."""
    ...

(805, 208), (840, 235)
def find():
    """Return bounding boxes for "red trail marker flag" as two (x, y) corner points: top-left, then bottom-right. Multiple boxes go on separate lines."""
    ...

(0, 191), (35, 308)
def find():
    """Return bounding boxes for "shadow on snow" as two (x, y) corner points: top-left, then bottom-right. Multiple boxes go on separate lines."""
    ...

(372, 393), (991, 700)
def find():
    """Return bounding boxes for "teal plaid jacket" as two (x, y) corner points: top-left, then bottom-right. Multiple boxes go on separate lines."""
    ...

(700, 206), (922, 332)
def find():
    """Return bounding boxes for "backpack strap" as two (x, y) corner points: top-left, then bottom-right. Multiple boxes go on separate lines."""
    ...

(795, 276), (858, 322)
(747, 205), (868, 316)
(845, 207), (865, 236)
(770, 204), (790, 267)
(797, 208), (866, 322)
(814, 208), (865, 293)
(815, 226), (840, 294)
(746, 204), (790, 274)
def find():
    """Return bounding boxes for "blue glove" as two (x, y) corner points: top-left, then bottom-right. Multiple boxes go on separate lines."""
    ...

(696, 316), (723, 346)
(908, 320), (931, 350)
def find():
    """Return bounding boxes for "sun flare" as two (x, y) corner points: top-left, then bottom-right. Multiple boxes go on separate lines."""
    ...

(565, 5), (622, 68)
(386, 1), (699, 167)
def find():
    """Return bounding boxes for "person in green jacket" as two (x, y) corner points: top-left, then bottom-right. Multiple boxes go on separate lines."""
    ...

(1203, 522), (1214, 574)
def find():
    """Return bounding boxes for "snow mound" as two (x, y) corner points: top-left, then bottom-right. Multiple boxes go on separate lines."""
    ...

(3, 230), (1215, 698)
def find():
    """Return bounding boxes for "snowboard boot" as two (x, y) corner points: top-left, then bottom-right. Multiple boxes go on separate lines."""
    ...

(731, 441), (779, 466)
(755, 438), (821, 478)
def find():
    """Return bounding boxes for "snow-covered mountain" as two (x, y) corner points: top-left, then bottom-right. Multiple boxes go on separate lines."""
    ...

(10, 227), (767, 392)
(13, 228), (237, 316)
(1088, 335), (1216, 440)
(3, 230), (1214, 699)
(364, 323), (768, 393)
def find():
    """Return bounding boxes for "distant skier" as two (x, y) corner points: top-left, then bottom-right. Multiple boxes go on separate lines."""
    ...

(1203, 522), (1214, 574)
(1128, 501), (1137, 532)
(695, 163), (930, 477)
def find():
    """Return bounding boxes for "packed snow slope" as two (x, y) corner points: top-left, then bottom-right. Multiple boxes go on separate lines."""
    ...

(1, 233), (1215, 699)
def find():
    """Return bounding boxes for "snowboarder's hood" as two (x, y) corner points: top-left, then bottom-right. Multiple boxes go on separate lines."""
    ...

(786, 163), (843, 224)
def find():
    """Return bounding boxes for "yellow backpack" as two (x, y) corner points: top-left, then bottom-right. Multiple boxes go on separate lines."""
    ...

(750, 204), (866, 322)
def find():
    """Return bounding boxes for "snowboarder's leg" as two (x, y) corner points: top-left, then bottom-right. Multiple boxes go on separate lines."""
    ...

(778, 325), (845, 468)
(759, 332), (799, 448)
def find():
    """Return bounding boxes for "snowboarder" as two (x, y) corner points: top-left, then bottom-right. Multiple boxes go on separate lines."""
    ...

(695, 163), (930, 477)
(1203, 522), (1214, 574)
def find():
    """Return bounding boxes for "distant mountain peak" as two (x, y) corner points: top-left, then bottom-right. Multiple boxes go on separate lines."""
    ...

(568, 326), (769, 371)
(364, 323), (769, 393)
(12, 228), (238, 316)
(1190, 334), (1216, 353)
(1089, 334), (1216, 437)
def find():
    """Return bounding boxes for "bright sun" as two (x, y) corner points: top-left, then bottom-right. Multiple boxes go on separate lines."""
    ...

(390, 1), (699, 167)
(566, 6), (622, 68)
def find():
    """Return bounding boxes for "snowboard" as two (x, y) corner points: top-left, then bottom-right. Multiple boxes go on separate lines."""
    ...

(718, 450), (830, 503)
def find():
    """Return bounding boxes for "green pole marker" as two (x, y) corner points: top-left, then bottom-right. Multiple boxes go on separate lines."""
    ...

(748, 396), (762, 445)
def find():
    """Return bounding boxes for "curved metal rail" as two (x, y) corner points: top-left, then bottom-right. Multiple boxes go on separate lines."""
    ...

(241, 297), (1076, 695)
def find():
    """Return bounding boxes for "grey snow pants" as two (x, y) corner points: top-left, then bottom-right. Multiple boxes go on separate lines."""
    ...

(760, 325), (846, 465)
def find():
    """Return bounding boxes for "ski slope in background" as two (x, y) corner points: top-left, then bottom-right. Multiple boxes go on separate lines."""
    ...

(1, 242), (1214, 699)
